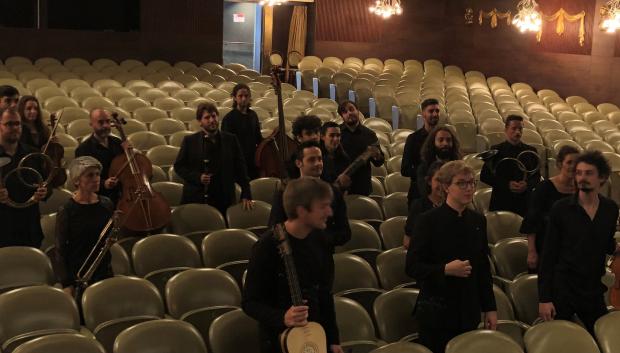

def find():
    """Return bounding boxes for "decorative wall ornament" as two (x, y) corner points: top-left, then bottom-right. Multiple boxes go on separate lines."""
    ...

(536, 8), (586, 46)
(478, 8), (512, 28)
(465, 8), (474, 25)
(600, 0), (620, 32)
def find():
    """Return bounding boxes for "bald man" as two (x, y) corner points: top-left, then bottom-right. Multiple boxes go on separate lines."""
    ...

(75, 108), (125, 205)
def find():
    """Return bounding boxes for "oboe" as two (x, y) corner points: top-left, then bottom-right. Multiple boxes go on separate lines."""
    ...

(203, 158), (210, 200)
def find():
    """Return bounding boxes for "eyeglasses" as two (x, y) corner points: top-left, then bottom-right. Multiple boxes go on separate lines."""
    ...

(452, 180), (477, 190)
(2, 121), (21, 127)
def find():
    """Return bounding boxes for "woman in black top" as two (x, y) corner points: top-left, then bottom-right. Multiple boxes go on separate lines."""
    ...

(17, 96), (50, 150)
(55, 156), (114, 297)
(403, 160), (444, 249)
(520, 145), (579, 271)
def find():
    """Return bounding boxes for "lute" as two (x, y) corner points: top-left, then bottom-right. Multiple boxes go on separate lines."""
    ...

(333, 145), (381, 191)
(274, 223), (327, 353)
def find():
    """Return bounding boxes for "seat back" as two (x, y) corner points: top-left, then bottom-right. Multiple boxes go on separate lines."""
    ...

(201, 229), (258, 268)
(335, 296), (378, 342)
(508, 274), (539, 325)
(249, 178), (281, 204)
(373, 288), (419, 343)
(375, 248), (415, 290)
(382, 192), (408, 218)
(0, 247), (56, 294)
(132, 234), (201, 276)
(333, 253), (379, 293)
(208, 309), (261, 353)
(524, 320), (600, 353)
(485, 211), (524, 244)
(113, 319), (207, 353)
(379, 216), (406, 249)
(226, 200), (271, 229)
(446, 330), (524, 353)
(170, 203), (226, 234)
(492, 238), (528, 280)
(369, 342), (432, 353)
(336, 220), (382, 253)
(166, 268), (241, 319)
(12, 334), (105, 353)
(595, 311), (620, 353)
(345, 195), (384, 221)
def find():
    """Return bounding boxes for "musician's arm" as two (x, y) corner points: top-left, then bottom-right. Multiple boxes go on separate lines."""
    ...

(479, 159), (496, 188)
(476, 217), (496, 312)
(242, 238), (287, 331)
(416, 162), (429, 197)
(329, 189), (351, 247)
(406, 213), (445, 283)
(268, 190), (286, 227)
(369, 141), (384, 167)
(53, 206), (72, 287)
(401, 136), (415, 177)
(231, 136), (252, 200)
(319, 249), (340, 346)
(173, 137), (202, 186)
(253, 112), (264, 144)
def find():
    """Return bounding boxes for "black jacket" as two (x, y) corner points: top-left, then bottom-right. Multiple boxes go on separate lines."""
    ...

(173, 130), (251, 207)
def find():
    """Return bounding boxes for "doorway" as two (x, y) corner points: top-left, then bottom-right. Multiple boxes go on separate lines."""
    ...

(222, 1), (262, 70)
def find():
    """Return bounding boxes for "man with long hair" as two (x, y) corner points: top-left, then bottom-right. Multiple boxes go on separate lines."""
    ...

(416, 126), (461, 197)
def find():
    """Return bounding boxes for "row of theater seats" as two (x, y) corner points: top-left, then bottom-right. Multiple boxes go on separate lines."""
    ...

(0, 246), (617, 353)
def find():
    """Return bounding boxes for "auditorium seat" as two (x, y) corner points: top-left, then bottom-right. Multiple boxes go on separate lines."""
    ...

(508, 274), (539, 325)
(369, 342), (432, 353)
(66, 119), (93, 138)
(208, 309), (260, 353)
(249, 177), (281, 204)
(153, 96), (184, 111)
(381, 192), (408, 218)
(151, 181), (183, 207)
(485, 211), (524, 244)
(373, 288), (419, 343)
(110, 243), (131, 276)
(82, 276), (165, 353)
(113, 319), (207, 353)
(150, 165), (168, 183)
(170, 203), (226, 235)
(118, 118), (148, 135)
(446, 330), (524, 353)
(524, 320), (600, 353)
(375, 247), (415, 290)
(371, 176), (386, 197)
(39, 187), (72, 215)
(333, 253), (383, 323)
(201, 229), (257, 284)
(0, 247), (56, 294)
(384, 172), (410, 194)
(13, 333), (105, 353)
(225, 200), (271, 233)
(594, 311), (620, 353)
(0, 286), (80, 353)
(335, 296), (383, 353)
(491, 238), (528, 281)
(378, 216), (406, 250)
(166, 268), (240, 346)
(116, 96), (149, 114)
(126, 131), (167, 151)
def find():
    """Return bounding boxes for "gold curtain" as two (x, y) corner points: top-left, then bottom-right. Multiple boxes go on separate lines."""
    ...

(478, 8), (512, 28)
(536, 8), (586, 46)
(287, 6), (307, 58)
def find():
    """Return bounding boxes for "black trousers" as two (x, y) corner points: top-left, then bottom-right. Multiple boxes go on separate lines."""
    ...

(553, 290), (608, 334)
(418, 326), (473, 353)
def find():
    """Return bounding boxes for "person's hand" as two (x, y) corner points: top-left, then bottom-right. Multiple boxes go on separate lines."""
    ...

(335, 174), (351, 189)
(50, 136), (59, 144)
(445, 259), (472, 277)
(527, 249), (538, 270)
(63, 286), (74, 297)
(200, 173), (211, 186)
(284, 305), (309, 327)
(121, 141), (133, 151)
(403, 235), (411, 249)
(539, 302), (556, 321)
(484, 311), (498, 330)
(509, 180), (527, 193)
(33, 185), (48, 202)
(0, 187), (8, 204)
(104, 177), (118, 189)
(330, 345), (344, 353)
(242, 198), (254, 210)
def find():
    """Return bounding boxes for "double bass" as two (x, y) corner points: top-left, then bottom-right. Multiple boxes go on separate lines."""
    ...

(255, 66), (298, 179)
(108, 113), (170, 233)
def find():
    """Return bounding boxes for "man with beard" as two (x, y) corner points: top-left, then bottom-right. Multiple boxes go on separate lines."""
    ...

(320, 121), (351, 189)
(174, 103), (253, 215)
(480, 115), (540, 217)
(269, 140), (351, 257)
(286, 115), (322, 179)
(338, 100), (384, 196)
(0, 107), (48, 247)
(402, 98), (440, 206)
(75, 108), (126, 205)
(416, 126), (461, 197)
(538, 151), (619, 334)
(221, 83), (263, 180)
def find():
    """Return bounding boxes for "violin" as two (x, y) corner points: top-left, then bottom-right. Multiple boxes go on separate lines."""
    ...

(42, 113), (67, 188)
(255, 66), (298, 178)
(108, 113), (171, 233)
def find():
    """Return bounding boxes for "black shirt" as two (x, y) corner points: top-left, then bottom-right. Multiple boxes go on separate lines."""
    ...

(75, 135), (123, 203)
(406, 203), (496, 329)
(339, 123), (384, 196)
(20, 124), (49, 150)
(519, 179), (572, 253)
(54, 197), (115, 287)
(221, 108), (263, 180)
(320, 143), (351, 185)
(404, 196), (436, 237)
(401, 128), (429, 202)
(480, 141), (540, 217)
(242, 229), (339, 352)
(0, 143), (45, 247)
(538, 195), (618, 302)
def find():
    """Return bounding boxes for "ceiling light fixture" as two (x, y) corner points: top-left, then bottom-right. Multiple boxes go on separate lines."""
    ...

(369, 0), (403, 19)
(258, 0), (288, 6)
(512, 0), (542, 32)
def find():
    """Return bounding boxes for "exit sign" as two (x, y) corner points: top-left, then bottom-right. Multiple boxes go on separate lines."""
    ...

(233, 13), (245, 23)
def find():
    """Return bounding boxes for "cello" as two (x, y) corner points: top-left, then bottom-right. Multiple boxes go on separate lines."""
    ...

(43, 112), (67, 188)
(108, 113), (171, 233)
(255, 66), (298, 179)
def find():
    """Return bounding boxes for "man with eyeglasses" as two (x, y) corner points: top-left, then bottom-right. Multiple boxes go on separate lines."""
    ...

(0, 85), (20, 110)
(0, 107), (48, 247)
(406, 160), (496, 353)
(401, 98), (441, 207)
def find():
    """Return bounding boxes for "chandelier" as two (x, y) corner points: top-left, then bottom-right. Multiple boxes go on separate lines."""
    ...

(369, 0), (403, 19)
(512, 0), (542, 32)
(600, 0), (620, 32)
(258, 0), (288, 6)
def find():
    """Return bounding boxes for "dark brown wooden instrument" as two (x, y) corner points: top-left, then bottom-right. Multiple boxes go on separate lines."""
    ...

(255, 66), (297, 179)
(610, 249), (620, 309)
(44, 113), (67, 188)
(108, 113), (170, 233)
